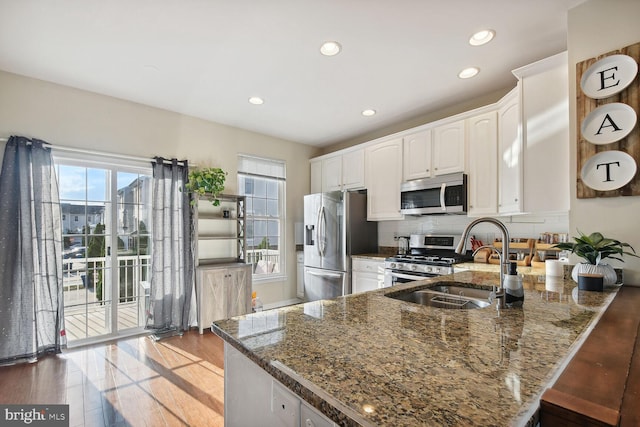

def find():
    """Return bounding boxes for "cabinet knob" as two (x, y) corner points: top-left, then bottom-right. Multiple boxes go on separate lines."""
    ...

(514, 198), (518, 202)
(426, 169), (430, 172)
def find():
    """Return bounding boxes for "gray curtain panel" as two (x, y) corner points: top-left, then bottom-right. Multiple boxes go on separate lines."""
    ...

(148, 158), (194, 332)
(0, 136), (64, 365)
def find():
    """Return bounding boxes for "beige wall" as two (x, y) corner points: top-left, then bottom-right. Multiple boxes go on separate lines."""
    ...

(568, 0), (640, 285)
(0, 70), (317, 305)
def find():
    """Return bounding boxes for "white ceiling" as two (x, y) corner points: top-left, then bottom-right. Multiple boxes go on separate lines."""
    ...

(0, 0), (585, 147)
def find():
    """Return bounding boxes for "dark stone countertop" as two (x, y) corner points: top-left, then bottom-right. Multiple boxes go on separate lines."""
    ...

(212, 270), (618, 427)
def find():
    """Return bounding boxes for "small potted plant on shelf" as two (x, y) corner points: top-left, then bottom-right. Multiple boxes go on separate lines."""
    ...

(184, 167), (227, 206)
(553, 231), (639, 286)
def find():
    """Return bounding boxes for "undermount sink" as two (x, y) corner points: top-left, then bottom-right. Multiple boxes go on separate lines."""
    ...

(386, 282), (493, 309)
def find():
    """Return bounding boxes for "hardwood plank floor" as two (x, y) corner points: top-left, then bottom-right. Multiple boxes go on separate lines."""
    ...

(0, 331), (225, 427)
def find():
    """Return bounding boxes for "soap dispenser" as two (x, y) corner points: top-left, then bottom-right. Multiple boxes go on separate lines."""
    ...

(504, 261), (524, 307)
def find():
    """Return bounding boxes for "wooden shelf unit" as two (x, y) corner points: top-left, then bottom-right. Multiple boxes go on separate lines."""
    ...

(194, 194), (247, 266)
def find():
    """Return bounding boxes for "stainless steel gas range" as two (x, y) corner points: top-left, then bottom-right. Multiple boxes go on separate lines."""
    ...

(384, 234), (473, 286)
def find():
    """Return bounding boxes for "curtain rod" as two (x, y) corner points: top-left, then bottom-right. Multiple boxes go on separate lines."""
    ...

(0, 137), (189, 165)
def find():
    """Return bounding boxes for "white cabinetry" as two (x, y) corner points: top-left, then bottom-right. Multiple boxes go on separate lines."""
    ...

(296, 251), (304, 299)
(432, 119), (466, 176)
(365, 138), (404, 220)
(515, 51), (569, 213)
(310, 160), (322, 194)
(467, 110), (499, 216)
(225, 343), (337, 427)
(321, 155), (342, 192)
(197, 264), (252, 334)
(341, 149), (365, 190)
(352, 257), (385, 294)
(402, 125), (465, 182)
(403, 130), (432, 181)
(498, 88), (523, 214)
(310, 149), (365, 193)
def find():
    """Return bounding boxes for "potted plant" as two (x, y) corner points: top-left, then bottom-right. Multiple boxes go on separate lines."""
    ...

(184, 167), (227, 206)
(554, 231), (639, 286)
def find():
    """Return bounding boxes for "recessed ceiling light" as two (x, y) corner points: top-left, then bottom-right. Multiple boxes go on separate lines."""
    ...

(320, 41), (342, 56)
(458, 67), (480, 79)
(362, 109), (376, 117)
(248, 96), (264, 105)
(469, 29), (495, 46)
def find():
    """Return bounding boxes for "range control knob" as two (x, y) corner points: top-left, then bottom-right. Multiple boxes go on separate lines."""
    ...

(410, 264), (418, 271)
(426, 266), (433, 273)
(389, 263), (396, 269)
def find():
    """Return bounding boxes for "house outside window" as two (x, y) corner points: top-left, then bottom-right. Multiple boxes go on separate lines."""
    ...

(238, 154), (286, 281)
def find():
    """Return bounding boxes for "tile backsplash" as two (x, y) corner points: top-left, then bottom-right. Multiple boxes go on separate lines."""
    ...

(379, 213), (569, 247)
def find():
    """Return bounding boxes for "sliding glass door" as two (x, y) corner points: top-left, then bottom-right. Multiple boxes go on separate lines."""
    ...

(56, 156), (152, 344)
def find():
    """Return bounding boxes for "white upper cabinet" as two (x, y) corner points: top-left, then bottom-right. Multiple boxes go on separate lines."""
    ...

(365, 138), (404, 220)
(515, 51), (569, 213)
(467, 110), (498, 216)
(310, 148), (365, 193)
(498, 88), (523, 214)
(403, 130), (432, 181)
(432, 119), (466, 176)
(341, 149), (365, 190)
(310, 159), (322, 194)
(322, 155), (342, 192)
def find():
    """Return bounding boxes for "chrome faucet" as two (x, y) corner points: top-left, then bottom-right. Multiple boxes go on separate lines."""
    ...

(456, 217), (510, 309)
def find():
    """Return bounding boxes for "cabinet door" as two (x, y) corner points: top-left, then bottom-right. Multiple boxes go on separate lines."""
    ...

(519, 52), (569, 213)
(365, 138), (404, 220)
(498, 89), (523, 214)
(341, 149), (365, 190)
(321, 156), (342, 192)
(433, 120), (465, 176)
(198, 267), (227, 333)
(403, 130), (432, 181)
(352, 271), (380, 294)
(310, 160), (322, 194)
(467, 111), (498, 216)
(226, 265), (252, 318)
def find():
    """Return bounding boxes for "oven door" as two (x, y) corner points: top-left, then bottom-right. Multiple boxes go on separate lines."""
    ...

(383, 269), (438, 287)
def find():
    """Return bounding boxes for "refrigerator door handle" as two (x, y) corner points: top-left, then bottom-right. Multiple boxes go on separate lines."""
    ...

(318, 205), (326, 257)
(307, 270), (343, 279)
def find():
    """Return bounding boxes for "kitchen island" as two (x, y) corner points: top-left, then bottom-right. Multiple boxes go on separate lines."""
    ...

(212, 270), (618, 426)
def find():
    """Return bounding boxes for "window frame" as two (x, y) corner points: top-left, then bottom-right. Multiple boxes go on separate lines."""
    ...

(237, 155), (286, 283)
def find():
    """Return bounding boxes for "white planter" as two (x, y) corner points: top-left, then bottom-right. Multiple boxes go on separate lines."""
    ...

(571, 262), (618, 286)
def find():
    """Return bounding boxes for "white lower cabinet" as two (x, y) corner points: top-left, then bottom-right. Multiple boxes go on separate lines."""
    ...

(197, 264), (252, 334)
(352, 257), (385, 294)
(296, 251), (304, 299)
(225, 343), (336, 427)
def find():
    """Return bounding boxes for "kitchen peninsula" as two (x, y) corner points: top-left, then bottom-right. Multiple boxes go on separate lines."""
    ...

(212, 270), (618, 426)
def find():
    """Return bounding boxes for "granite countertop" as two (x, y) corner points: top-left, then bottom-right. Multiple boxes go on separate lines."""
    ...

(212, 270), (618, 427)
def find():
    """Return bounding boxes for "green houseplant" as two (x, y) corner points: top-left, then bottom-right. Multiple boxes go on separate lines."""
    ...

(554, 231), (639, 286)
(184, 167), (227, 206)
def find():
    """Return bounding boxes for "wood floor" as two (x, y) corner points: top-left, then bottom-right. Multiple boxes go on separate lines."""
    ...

(0, 331), (225, 427)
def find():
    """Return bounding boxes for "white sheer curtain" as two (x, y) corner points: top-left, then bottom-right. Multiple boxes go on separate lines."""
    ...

(148, 158), (194, 333)
(0, 136), (64, 365)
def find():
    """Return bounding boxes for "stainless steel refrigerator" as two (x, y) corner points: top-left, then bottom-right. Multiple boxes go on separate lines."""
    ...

(303, 191), (378, 301)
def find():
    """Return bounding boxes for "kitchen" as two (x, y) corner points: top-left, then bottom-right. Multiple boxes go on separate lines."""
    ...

(1, 0), (640, 426)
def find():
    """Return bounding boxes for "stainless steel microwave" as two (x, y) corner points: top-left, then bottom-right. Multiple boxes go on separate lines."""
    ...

(400, 173), (467, 215)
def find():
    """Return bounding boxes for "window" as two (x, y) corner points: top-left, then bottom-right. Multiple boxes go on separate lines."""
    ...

(238, 155), (286, 281)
